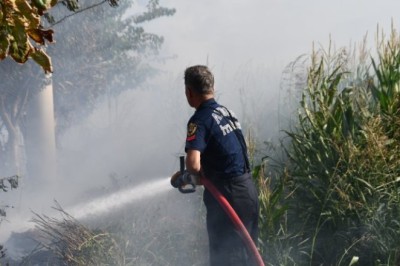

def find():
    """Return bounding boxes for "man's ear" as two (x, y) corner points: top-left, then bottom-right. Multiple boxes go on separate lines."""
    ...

(186, 86), (194, 98)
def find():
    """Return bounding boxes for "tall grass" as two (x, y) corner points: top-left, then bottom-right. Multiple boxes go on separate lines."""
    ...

(256, 26), (400, 265)
(29, 202), (124, 265)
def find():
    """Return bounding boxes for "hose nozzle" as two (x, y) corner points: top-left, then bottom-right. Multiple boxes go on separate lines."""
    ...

(173, 156), (196, 193)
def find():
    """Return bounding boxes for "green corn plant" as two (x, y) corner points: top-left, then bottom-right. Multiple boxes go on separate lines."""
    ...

(254, 158), (295, 265)
(278, 30), (400, 265)
(370, 24), (400, 143)
(286, 57), (352, 264)
(371, 25), (400, 117)
(280, 41), (388, 265)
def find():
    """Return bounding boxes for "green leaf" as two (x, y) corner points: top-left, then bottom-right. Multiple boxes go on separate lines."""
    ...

(15, 0), (40, 28)
(9, 38), (31, 63)
(0, 35), (9, 60)
(30, 48), (52, 73)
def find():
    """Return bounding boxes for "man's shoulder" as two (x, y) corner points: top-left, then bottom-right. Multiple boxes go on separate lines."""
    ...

(193, 106), (214, 118)
(187, 109), (214, 130)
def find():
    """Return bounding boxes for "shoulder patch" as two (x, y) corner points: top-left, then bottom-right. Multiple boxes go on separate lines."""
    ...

(187, 122), (198, 137)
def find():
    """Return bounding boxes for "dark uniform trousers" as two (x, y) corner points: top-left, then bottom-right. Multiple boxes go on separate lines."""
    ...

(203, 172), (259, 266)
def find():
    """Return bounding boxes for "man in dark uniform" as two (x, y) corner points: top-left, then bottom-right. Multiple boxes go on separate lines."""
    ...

(171, 65), (260, 266)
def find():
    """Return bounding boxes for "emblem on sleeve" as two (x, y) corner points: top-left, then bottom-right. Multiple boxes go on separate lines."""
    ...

(187, 123), (197, 140)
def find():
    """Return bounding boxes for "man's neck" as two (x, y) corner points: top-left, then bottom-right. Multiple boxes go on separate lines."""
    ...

(195, 95), (214, 109)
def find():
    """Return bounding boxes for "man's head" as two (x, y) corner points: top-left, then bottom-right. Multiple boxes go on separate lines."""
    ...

(184, 65), (214, 94)
(184, 65), (214, 108)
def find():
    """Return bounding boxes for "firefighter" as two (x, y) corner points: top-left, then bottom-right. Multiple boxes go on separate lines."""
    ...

(171, 65), (260, 266)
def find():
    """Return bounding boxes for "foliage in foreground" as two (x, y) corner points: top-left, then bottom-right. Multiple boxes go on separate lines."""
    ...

(9, 179), (208, 266)
(256, 27), (400, 265)
(27, 202), (124, 265)
(0, 175), (19, 261)
(0, 0), (119, 73)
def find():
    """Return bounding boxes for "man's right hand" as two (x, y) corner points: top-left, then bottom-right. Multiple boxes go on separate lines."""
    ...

(170, 171), (183, 188)
(171, 170), (196, 188)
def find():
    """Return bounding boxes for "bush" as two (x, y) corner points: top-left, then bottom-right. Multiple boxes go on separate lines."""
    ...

(257, 26), (400, 265)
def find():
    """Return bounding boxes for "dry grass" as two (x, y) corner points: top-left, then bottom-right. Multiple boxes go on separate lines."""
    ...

(27, 201), (124, 266)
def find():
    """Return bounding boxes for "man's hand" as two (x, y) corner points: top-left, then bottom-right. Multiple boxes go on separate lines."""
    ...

(170, 171), (189, 188)
(171, 170), (198, 188)
(170, 171), (183, 188)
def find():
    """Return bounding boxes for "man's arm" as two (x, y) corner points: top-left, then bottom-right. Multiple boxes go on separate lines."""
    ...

(186, 149), (201, 174)
(186, 149), (203, 185)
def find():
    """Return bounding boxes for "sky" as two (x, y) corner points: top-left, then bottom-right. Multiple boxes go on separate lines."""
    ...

(144, 0), (400, 73)
(136, 0), (400, 156)
(3, 0), (400, 256)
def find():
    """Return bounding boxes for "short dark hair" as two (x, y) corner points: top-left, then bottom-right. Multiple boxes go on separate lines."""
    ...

(184, 65), (214, 95)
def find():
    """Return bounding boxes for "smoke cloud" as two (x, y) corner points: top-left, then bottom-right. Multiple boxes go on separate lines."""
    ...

(2, 0), (400, 263)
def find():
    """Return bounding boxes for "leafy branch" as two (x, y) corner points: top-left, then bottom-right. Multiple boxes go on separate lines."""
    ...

(0, 0), (119, 73)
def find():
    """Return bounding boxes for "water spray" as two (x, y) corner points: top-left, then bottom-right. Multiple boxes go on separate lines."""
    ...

(67, 178), (170, 220)
(175, 156), (265, 266)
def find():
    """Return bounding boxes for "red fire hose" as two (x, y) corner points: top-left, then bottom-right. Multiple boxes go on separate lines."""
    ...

(174, 156), (265, 265)
(201, 176), (265, 266)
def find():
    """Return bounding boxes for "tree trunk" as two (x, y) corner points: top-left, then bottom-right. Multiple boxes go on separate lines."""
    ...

(0, 97), (26, 177)
(24, 79), (57, 190)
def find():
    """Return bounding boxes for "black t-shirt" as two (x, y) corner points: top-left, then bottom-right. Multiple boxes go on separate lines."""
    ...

(185, 98), (248, 179)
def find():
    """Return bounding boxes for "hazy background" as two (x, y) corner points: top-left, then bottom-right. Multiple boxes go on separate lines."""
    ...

(148, 0), (398, 70)
(142, 0), (400, 154)
(2, 0), (400, 259)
